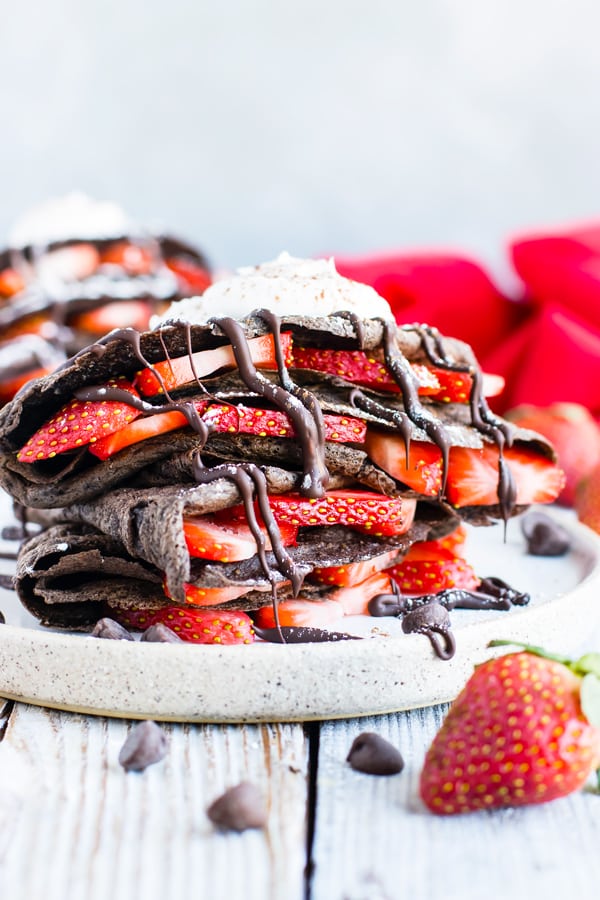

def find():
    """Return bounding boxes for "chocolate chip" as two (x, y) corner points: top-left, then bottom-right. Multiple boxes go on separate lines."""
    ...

(401, 602), (456, 660)
(401, 601), (451, 634)
(140, 623), (183, 643)
(520, 511), (571, 556)
(346, 732), (404, 775)
(0, 610), (4, 625)
(91, 617), (134, 641)
(207, 782), (268, 832)
(118, 721), (168, 772)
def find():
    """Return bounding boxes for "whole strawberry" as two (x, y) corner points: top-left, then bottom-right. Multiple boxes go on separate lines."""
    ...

(420, 642), (600, 814)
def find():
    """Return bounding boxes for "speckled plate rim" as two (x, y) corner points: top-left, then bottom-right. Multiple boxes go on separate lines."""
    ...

(1, 509), (600, 723)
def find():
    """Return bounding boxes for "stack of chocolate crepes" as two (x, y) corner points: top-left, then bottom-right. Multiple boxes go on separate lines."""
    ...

(0, 256), (564, 639)
(0, 193), (211, 407)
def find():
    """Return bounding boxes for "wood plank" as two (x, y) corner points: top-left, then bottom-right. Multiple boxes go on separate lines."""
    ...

(0, 703), (309, 900)
(311, 707), (600, 900)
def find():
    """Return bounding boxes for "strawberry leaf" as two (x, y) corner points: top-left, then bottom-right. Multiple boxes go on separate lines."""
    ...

(580, 673), (600, 729)
(573, 652), (600, 679)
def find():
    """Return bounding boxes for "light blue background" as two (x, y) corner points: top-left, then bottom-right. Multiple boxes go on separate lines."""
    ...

(1, 0), (599, 277)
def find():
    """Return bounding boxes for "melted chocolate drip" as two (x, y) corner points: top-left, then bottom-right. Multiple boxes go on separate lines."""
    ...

(191, 460), (303, 633)
(211, 316), (329, 497)
(380, 321), (452, 496)
(254, 309), (326, 448)
(331, 310), (367, 348)
(252, 625), (361, 643)
(348, 387), (413, 460)
(406, 324), (517, 521)
(368, 574), (530, 660)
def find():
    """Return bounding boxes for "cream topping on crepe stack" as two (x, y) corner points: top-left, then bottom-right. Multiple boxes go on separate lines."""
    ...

(8, 192), (135, 248)
(153, 252), (394, 325)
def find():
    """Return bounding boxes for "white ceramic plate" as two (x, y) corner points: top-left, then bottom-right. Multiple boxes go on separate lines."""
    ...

(1, 501), (600, 722)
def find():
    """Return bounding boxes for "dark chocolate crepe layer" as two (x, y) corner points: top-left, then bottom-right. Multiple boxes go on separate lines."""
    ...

(49, 472), (452, 603)
(0, 314), (555, 509)
(15, 486), (449, 629)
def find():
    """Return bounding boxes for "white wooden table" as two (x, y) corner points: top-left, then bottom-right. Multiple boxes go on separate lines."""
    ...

(1, 697), (600, 900)
(1, 511), (600, 900)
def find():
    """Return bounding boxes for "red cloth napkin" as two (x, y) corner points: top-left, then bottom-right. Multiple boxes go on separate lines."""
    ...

(335, 233), (600, 416)
(334, 252), (524, 361)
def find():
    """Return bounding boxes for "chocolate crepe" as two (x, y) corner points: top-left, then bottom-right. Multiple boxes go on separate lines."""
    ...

(15, 479), (452, 628)
(0, 314), (554, 510)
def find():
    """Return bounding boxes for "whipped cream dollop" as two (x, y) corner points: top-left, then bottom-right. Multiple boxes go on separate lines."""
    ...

(154, 252), (393, 325)
(8, 192), (136, 249)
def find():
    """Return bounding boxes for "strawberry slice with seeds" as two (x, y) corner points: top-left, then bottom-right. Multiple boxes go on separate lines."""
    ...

(109, 603), (255, 644)
(253, 598), (344, 629)
(311, 548), (399, 587)
(364, 432), (444, 496)
(134, 332), (293, 396)
(290, 346), (439, 394)
(183, 514), (298, 562)
(425, 368), (506, 403)
(202, 404), (366, 443)
(445, 444), (566, 507)
(386, 547), (480, 594)
(365, 430), (565, 506)
(89, 402), (367, 460)
(17, 377), (142, 462)
(220, 490), (417, 538)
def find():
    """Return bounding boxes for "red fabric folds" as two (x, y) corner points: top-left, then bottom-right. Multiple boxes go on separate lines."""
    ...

(335, 230), (600, 416)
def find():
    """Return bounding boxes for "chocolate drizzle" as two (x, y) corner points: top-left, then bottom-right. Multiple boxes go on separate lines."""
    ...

(380, 321), (452, 495)
(368, 575), (530, 659)
(331, 310), (367, 348)
(406, 324), (517, 522)
(211, 316), (329, 498)
(252, 625), (360, 643)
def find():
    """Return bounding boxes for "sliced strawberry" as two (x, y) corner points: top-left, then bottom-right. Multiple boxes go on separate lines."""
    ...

(134, 332), (293, 396)
(69, 300), (152, 335)
(386, 551), (480, 594)
(166, 257), (212, 294)
(179, 584), (256, 607)
(89, 402), (366, 460)
(88, 409), (189, 459)
(365, 430), (565, 506)
(253, 598), (344, 629)
(202, 404), (366, 443)
(415, 525), (468, 559)
(445, 444), (566, 507)
(290, 346), (438, 394)
(227, 490), (417, 538)
(328, 571), (395, 615)
(424, 368), (505, 403)
(17, 377), (142, 462)
(99, 242), (154, 275)
(364, 432), (443, 496)
(0, 267), (26, 298)
(183, 514), (298, 562)
(109, 603), (255, 644)
(311, 548), (399, 587)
